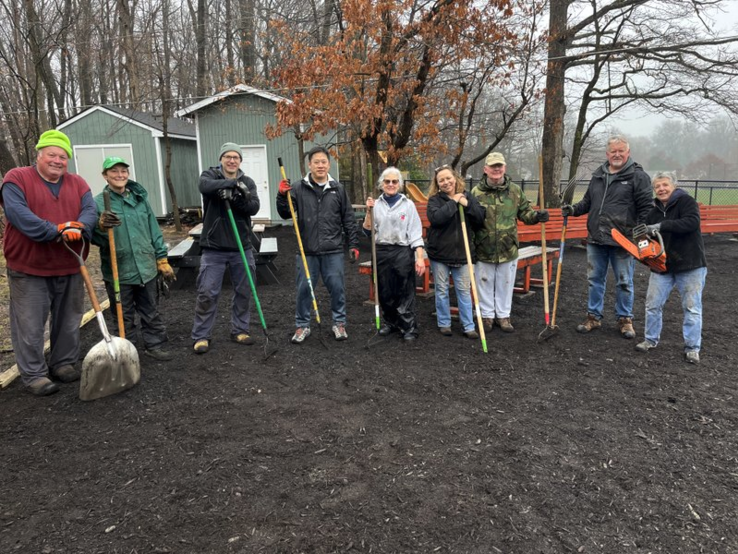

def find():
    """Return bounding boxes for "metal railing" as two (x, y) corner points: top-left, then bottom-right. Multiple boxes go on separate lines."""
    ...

(344, 179), (738, 206)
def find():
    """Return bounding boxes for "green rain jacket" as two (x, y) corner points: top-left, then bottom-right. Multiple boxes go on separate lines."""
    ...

(92, 181), (167, 285)
(471, 175), (540, 264)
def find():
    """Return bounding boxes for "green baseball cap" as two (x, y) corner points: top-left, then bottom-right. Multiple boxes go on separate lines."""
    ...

(102, 156), (130, 171)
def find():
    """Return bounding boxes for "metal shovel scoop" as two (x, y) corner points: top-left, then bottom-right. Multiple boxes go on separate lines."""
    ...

(63, 239), (140, 400)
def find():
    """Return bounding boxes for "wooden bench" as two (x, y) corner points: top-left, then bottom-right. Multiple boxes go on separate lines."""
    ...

(699, 204), (738, 235)
(168, 223), (280, 286)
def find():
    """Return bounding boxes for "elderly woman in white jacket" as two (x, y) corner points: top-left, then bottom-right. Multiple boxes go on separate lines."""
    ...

(363, 167), (426, 341)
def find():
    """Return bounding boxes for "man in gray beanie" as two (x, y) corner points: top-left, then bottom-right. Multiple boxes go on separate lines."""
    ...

(191, 143), (260, 354)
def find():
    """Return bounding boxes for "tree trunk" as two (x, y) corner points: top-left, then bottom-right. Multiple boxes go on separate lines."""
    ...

(117, 0), (139, 104)
(161, 0), (181, 232)
(224, 0), (236, 86)
(541, 0), (570, 206)
(239, 0), (255, 82)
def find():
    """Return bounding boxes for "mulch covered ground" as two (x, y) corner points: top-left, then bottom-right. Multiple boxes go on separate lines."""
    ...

(1, 226), (737, 553)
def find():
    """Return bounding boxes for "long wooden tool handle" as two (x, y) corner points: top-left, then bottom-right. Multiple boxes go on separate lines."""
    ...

(538, 157), (550, 325)
(278, 157), (321, 324)
(459, 205), (487, 353)
(369, 206), (380, 330)
(550, 219), (568, 327)
(104, 191), (125, 338)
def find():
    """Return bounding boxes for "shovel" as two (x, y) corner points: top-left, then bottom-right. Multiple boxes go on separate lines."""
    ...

(104, 190), (126, 338)
(459, 204), (488, 353)
(63, 239), (140, 401)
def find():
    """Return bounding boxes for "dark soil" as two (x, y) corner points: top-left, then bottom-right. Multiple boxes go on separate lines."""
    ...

(2, 227), (738, 554)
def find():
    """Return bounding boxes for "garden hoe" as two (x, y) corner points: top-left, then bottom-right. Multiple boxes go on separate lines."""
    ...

(365, 205), (383, 349)
(223, 195), (278, 360)
(459, 205), (488, 353)
(63, 238), (140, 401)
(539, 175), (579, 342)
(278, 157), (328, 349)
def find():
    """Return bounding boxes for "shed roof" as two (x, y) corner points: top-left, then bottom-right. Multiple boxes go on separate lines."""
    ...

(175, 84), (288, 117)
(59, 105), (196, 139)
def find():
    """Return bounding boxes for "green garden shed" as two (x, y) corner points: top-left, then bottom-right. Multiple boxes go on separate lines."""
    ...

(175, 84), (331, 224)
(58, 105), (199, 217)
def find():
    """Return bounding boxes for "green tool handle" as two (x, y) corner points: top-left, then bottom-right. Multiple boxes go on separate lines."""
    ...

(459, 205), (487, 353)
(224, 201), (268, 333)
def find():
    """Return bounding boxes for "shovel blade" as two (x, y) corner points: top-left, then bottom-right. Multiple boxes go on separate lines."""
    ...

(79, 337), (141, 401)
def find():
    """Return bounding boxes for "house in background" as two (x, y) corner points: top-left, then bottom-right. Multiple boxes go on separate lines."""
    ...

(175, 84), (331, 224)
(58, 105), (199, 217)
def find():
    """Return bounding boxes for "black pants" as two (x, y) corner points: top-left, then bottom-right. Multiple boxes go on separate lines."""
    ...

(105, 277), (168, 350)
(376, 245), (418, 337)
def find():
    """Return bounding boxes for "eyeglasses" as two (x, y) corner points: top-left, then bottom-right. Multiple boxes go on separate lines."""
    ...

(383, 179), (400, 184)
(222, 155), (240, 161)
(434, 164), (451, 175)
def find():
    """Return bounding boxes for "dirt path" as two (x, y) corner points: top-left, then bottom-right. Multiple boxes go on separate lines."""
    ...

(1, 227), (737, 553)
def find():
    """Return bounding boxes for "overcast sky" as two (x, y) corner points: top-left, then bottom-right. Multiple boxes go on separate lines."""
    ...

(608, 2), (738, 138)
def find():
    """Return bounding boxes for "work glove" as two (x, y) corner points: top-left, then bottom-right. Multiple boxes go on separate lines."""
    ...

(57, 221), (84, 242)
(235, 182), (251, 201)
(278, 179), (291, 196)
(536, 210), (550, 223)
(157, 258), (176, 284)
(349, 248), (359, 264)
(633, 223), (660, 239)
(218, 187), (234, 201)
(560, 204), (575, 217)
(98, 210), (121, 230)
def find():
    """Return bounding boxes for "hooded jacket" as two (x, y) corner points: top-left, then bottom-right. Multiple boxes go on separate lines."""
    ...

(198, 166), (260, 252)
(572, 158), (652, 246)
(426, 191), (485, 265)
(276, 175), (359, 255)
(471, 175), (540, 264)
(92, 181), (167, 285)
(645, 188), (706, 274)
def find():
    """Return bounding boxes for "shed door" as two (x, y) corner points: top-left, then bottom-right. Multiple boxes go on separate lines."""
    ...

(240, 145), (270, 221)
(74, 145), (135, 197)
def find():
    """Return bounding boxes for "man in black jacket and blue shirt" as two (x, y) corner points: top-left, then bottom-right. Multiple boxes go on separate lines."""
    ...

(562, 135), (652, 339)
(276, 146), (359, 343)
(191, 143), (260, 354)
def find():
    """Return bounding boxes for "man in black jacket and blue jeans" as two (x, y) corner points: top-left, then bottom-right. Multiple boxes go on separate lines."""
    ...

(191, 143), (260, 354)
(276, 146), (359, 343)
(562, 135), (652, 339)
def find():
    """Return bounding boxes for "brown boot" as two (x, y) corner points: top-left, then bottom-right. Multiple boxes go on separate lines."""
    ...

(482, 318), (494, 332)
(618, 317), (636, 339)
(576, 314), (601, 334)
(496, 318), (514, 333)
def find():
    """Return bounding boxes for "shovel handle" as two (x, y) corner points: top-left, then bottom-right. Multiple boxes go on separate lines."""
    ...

(104, 191), (126, 338)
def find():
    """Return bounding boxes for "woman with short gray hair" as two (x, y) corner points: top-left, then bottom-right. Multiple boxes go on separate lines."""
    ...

(634, 172), (706, 364)
(363, 167), (426, 341)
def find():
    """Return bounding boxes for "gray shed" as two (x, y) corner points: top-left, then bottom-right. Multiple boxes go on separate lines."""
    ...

(58, 105), (199, 216)
(175, 84), (331, 224)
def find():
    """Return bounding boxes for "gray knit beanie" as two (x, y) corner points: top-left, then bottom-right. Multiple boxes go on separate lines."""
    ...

(219, 142), (242, 161)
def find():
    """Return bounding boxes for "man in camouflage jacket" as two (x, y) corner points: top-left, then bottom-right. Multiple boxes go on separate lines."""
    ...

(471, 152), (548, 333)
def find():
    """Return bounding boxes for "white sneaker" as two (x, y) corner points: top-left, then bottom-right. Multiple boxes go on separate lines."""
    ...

(685, 351), (700, 364)
(332, 323), (348, 341)
(635, 340), (656, 353)
(291, 327), (311, 344)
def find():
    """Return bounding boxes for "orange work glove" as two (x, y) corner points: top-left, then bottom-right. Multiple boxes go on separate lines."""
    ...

(157, 258), (176, 283)
(278, 179), (291, 196)
(57, 221), (84, 242)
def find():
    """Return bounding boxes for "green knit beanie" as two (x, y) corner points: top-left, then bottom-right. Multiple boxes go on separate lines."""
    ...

(219, 142), (242, 161)
(36, 130), (73, 159)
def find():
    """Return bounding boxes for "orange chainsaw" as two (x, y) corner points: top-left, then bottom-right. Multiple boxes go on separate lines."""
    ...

(611, 225), (667, 272)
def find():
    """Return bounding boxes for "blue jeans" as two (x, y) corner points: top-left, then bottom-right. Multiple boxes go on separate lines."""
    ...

(644, 267), (706, 352)
(586, 243), (635, 320)
(192, 248), (255, 341)
(296, 253), (346, 327)
(430, 261), (475, 332)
